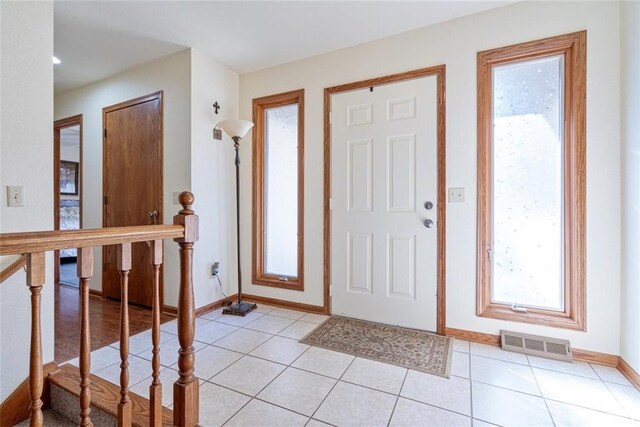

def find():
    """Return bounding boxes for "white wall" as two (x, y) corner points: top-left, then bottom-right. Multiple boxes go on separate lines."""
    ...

(189, 49), (240, 308)
(620, 0), (640, 373)
(55, 50), (192, 307)
(0, 1), (55, 401)
(240, 1), (622, 354)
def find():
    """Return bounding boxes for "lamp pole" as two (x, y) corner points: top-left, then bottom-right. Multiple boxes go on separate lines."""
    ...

(222, 134), (257, 316)
(233, 136), (243, 305)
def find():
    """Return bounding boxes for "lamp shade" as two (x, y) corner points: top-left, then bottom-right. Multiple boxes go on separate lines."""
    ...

(217, 119), (254, 139)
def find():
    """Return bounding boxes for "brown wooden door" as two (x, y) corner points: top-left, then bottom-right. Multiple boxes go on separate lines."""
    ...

(103, 91), (163, 307)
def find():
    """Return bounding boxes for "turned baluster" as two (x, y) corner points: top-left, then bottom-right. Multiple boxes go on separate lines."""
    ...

(26, 252), (45, 427)
(172, 192), (199, 427)
(117, 243), (132, 426)
(150, 239), (163, 427)
(77, 247), (93, 426)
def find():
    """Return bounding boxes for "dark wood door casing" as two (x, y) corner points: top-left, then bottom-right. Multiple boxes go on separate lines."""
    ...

(102, 91), (163, 307)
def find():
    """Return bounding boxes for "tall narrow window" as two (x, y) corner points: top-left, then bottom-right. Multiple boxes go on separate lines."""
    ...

(477, 32), (586, 330)
(253, 90), (304, 290)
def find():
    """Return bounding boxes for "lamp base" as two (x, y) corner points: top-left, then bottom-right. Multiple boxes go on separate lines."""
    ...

(222, 301), (257, 317)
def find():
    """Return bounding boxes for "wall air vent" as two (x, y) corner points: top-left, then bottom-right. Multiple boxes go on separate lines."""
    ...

(500, 330), (572, 362)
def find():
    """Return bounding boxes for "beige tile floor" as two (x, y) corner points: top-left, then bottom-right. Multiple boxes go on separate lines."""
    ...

(67, 305), (640, 427)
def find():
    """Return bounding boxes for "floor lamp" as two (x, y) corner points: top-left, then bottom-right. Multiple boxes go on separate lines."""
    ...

(217, 119), (258, 317)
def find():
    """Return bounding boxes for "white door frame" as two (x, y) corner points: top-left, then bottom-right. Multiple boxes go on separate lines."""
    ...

(323, 65), (447, 334)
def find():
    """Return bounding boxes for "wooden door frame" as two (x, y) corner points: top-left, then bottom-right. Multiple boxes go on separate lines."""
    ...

(54, 114), (83, 287)
(102, 91), (164, 306)
(323, 65), (447, 334)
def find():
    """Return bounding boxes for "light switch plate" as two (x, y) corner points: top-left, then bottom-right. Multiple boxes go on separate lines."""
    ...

(448, 187), (465, 203)
(7, 186), (24, 207)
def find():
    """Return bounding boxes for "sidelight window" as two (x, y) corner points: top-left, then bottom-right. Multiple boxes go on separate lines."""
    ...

(477, 32), (586, 329)
(252, 90), (305, 290)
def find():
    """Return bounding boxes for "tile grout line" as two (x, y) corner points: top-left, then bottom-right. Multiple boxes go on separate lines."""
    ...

(603, 380), (637, 420)
(541, 396), (637, 421)
(472, 349), (636, 421)
(591, 363), (636, 388)
(205, 341), (280, 389)
(528, 355), (557, 427)
(217, 333), (320, 426)
(394, 393), (474, 419)
(204, 371), (476, 425)
(467, 349), (626, 383)
(125, 331), (512, 422)
(203, 345), (476, 424)
(308, 356), (358, 422)
(86, 343), (446, 410)
(217, 337), (300, 426)
(90, 318), (638, 425)
(386, 368), (409, 427)
(90, 336), (495, 423)
(219, 390), (252, 426)
(460, 371), (637, 422)
(530, 367), (635, 418)
(202, 378), (330, 425)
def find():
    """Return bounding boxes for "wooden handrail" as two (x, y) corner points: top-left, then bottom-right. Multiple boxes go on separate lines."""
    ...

(0, 224), (184, 256)
(4, 191), (200, 427)
(0, 254), (26, 284)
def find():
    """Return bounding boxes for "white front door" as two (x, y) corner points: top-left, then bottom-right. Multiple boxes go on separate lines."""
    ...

(330, 76), (438, 331)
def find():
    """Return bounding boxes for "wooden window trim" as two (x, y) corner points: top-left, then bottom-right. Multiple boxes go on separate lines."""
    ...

(476, 31), (586, 331)
(252, 89), (305, 291)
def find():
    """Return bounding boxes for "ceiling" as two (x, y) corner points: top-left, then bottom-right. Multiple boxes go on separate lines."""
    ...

(54, 1), (514, 94)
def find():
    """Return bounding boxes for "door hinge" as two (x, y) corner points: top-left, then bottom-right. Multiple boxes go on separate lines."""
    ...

(329, 285), (333, 296)
(329, 112), (332, 125)
(487, 244), (492, 261)
(103, 128), (107, 138)
(329, 198), (333, 210)
(104, 195), (108, 205)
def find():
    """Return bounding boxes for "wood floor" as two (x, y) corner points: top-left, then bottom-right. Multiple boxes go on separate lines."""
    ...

(55, 284), (173, 364)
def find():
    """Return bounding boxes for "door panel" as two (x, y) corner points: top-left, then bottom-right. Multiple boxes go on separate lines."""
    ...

(103, 93), (162, 307)
(331, 76), (438, 331)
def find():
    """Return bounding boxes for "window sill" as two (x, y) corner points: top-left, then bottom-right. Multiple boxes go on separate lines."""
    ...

(477, 303), (586, 331)
(252, 275), (304, 292)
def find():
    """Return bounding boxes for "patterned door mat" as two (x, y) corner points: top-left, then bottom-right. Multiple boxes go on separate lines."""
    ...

(300, 315), (453, 378)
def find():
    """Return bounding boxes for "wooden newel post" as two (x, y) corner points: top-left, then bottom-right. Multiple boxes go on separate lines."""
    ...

(172, 191), (199, 427)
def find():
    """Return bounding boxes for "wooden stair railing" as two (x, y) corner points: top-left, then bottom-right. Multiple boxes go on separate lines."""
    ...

(0, 191), (199, 427)
(0, 253), (27, 284)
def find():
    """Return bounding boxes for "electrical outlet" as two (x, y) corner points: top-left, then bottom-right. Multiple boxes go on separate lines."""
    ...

(211, 262), (220, 276)
(7, 186), (24, 207)
(448, 187), (465, 203)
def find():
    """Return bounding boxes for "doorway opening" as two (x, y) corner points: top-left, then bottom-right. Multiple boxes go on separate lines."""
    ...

(323, 66), (447, 334)
(54, 115), (83, 289)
